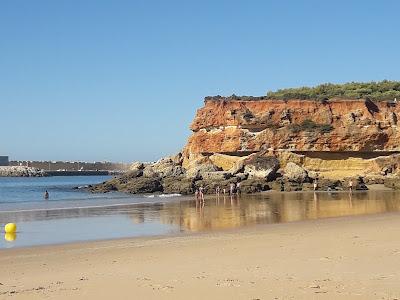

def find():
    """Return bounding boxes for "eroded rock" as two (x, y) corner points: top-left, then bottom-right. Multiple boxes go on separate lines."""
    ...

(283, 162), (308, 183)
(243, 154), (279, 180)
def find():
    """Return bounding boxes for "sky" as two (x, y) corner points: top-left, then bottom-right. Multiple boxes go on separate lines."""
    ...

(1, 0), (400, 162)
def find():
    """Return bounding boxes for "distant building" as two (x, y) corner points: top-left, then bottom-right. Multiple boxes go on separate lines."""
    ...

(0, 156), (9, 166)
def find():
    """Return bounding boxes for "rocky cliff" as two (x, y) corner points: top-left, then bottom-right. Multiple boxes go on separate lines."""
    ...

(184, 97), (400, 159)
(91, 96), (400, 195)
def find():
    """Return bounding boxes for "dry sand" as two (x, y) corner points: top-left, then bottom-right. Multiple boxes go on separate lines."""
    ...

(1, 213), (400, 299)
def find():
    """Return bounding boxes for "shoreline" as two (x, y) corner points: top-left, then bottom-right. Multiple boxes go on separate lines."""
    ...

(2, 188), (400, 249)
(1, 212), (400, 299)
(1, 209), (399, 252)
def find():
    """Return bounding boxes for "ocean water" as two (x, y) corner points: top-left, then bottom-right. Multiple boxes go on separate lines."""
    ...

(0, 176), (185, 248)
(2, 176), (400, 249)
(0, 176), (170, 211)
(0, 176), (112, 205)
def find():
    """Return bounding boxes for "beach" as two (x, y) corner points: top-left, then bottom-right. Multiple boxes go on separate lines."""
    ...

(1, 212), (400, 299)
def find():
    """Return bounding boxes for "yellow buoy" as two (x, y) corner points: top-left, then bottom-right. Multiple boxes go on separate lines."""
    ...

(4, 232), (16, 242)
(4, 223), (17, 233)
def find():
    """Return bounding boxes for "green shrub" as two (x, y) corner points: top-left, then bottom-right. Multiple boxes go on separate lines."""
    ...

(266, 80), (400, 101)
(288, 120), (333, 133)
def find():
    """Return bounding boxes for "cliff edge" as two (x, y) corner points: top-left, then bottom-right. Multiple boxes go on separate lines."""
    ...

(91, 95), (400, 195)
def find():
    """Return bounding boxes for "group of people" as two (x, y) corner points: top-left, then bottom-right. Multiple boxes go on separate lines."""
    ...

(312, 179), (354, 192)
(195, 181), (241, 201)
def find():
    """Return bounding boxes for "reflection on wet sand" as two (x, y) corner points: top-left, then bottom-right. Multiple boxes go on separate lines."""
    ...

(159, 191), (400, 232)
(2, 191), (400, 235)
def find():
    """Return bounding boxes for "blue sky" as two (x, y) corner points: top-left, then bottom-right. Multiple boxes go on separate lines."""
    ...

(1, 0), (399, 162)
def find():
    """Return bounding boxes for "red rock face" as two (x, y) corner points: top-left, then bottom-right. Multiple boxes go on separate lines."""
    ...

(183, 98), (400, 158)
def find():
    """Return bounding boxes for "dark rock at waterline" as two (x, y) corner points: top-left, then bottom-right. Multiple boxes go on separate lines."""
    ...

(89, 180), (119, 193)
(270, 178), (344, 192)
(89, 175), (163, 194)
(238, 179), (271, 193)
(162, 177), (195, 195)
(384, 177), (400, 190)
(119, 169), (143, 183)
(124, 177), (163, 194)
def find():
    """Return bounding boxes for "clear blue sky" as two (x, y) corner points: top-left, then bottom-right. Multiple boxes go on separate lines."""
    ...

(1, 0), (399, 162)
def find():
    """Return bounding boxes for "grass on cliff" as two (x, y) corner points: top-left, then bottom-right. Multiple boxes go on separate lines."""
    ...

(289, 120), (333, 134)
(266, 80), (400, 101)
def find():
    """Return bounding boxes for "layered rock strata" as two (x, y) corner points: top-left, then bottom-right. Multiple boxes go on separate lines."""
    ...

(92, 97), (400, 194)
(183, 97), (400, 161)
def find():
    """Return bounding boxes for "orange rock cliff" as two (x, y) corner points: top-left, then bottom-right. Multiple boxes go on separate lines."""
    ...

(185, 97), (400, 154)
(182, 96), (400, 179)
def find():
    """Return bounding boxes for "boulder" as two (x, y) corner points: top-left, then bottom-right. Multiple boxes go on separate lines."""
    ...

(283, 162), (308, 183)
(229, 160), (245, 175)
(154, 164), (185, 178)
(270, 180), (303, 192)
(209, 153), (244, 171)
(238, 179), (270, 193)
(89, 180), (118, 193)
(185, 162), (220, 179)
(129, 161), (145, 171)
(243, 154), (280, 180)
(143, 165), (158, 177)
(235, 173), (249, 181)
(384, 177), (400, 190)
(201, 171), (232, 181)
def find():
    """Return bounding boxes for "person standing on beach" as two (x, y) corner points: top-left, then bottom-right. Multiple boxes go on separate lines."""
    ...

(229, 182), (235, 196)
(44, 190), (49, 200)
(216, 186), (220, 195)
(313, 179), (318, 191)
(199, 185), (205, 202)
(236, 182), (241, 195)
(349, 180), (353, 192)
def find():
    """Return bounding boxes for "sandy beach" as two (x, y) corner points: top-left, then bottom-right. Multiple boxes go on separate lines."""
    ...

(1, 212), (400, 299)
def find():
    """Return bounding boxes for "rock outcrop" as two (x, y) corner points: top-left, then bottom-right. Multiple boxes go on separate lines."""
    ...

(283, 162), (308, 183)
(92, 96), (400, 194)
(184, 98), (400, 159)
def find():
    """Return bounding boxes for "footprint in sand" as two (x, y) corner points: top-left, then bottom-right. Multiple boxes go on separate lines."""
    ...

(216, 278), (241, 287)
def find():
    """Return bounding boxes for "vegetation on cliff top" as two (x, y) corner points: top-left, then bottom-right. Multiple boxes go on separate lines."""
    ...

(266, 80), (400, 101)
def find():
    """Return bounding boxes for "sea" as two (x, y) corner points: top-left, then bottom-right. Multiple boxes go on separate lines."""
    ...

(1, 176), (400, 249)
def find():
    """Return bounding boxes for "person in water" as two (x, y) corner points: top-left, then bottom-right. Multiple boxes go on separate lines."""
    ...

(44, 190), (49, 199)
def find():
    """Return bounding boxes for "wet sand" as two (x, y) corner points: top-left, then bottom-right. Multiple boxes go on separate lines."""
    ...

(1, 212), (400, 299)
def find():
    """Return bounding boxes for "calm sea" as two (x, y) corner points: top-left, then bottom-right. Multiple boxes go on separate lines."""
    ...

(1, 176), (400, 249)
(0, 175), (166, 211)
